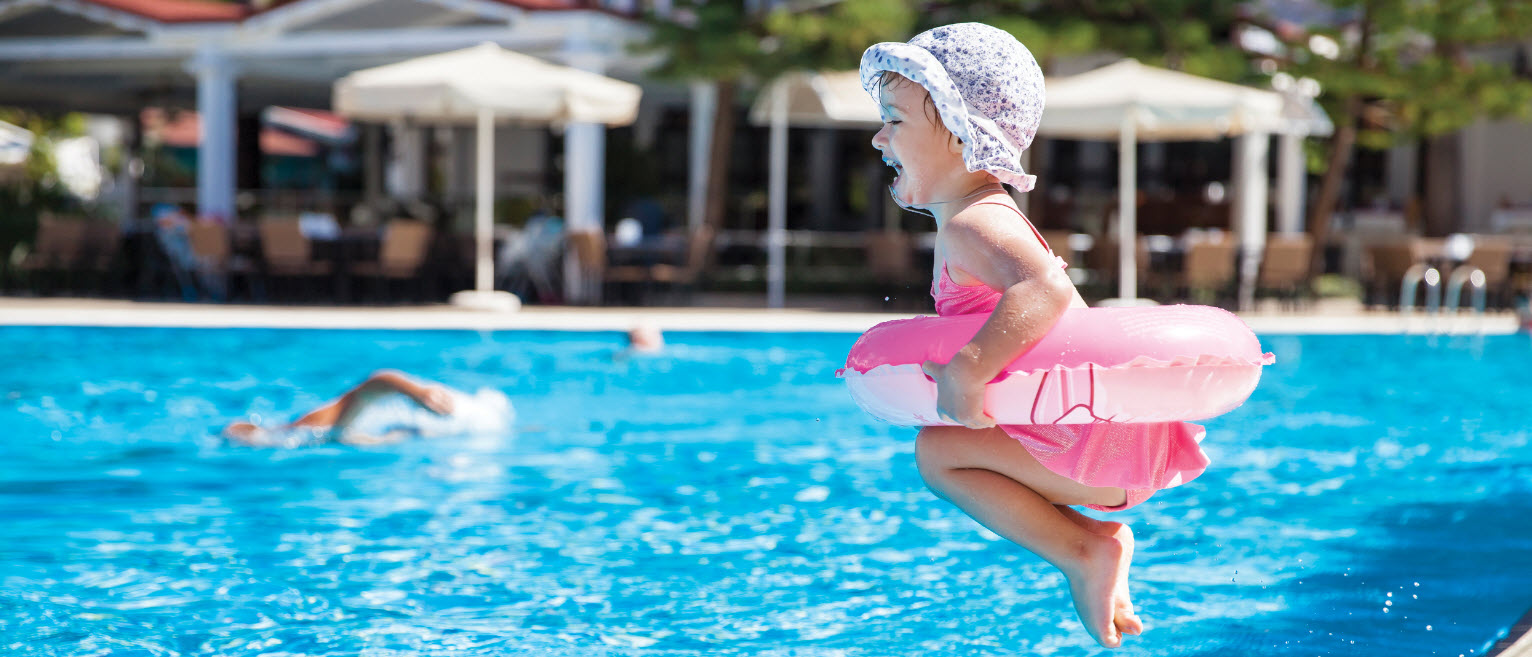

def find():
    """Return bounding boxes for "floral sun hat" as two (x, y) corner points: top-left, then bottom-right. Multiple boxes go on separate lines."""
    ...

(860, 23), (1045, 192)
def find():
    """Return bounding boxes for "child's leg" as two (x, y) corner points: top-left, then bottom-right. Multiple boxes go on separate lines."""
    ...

(915, 425), (1141, 648)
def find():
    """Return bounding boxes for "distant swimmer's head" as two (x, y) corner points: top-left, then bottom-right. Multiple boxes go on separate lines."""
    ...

(626, 321), (665, 353)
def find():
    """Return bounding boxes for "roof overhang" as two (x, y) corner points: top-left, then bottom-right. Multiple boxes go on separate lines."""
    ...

(0, 0), (648, 114)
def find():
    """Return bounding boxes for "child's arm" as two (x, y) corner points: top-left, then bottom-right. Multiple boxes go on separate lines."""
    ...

(923, 209), (1077, 428)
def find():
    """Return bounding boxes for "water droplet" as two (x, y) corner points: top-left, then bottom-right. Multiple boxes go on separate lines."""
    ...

(1387, 592), (1392, 597)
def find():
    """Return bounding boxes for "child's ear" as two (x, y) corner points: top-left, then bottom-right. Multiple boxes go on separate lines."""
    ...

(947, 132), (964, 155)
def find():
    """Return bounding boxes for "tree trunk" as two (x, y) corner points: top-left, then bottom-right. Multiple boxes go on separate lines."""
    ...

(1309, 0), (1374, 277)
(1307, 95), (1360, 277)
(705, 79), (738, 232)
(1421, 133), (1461, 237)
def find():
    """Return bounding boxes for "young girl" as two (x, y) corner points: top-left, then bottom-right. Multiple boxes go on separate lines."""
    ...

(860, 23), (1211, 648)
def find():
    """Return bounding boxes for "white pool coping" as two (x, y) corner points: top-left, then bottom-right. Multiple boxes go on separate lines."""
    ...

(0, 297), (1522, 335)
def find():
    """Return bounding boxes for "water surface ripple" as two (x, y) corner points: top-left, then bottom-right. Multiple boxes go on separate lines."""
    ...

(2, 327), (1529, 656)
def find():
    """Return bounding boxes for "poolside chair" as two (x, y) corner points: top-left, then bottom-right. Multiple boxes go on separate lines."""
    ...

(1039, 230), (1076, 268)
(604, 225), (716, 306)
(1460, 235), (1514, 308)
(565, 230), (606, 305)
(349, 219), (433, 302)
(258, 217), (332, 302)
(187, 221), (261, 302)
(16, 213), (87, 295)
(1257, 233), (1313, 308)
(497, 215), (566, 304)
(1181, 232), (1238, 305)
(1364, 239), (1427, 308)
(80, 222), (123, 290)
(1084, 236), (1152, 297)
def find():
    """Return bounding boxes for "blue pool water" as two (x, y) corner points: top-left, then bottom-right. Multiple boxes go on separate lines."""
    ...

(3, 326), (1531, 656)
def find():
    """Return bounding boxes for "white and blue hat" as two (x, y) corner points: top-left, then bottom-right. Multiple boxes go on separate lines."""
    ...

(860, 23), (1046, 192)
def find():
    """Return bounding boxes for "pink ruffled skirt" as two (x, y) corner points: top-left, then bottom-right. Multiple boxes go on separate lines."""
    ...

(1001, 421), (1210, 512)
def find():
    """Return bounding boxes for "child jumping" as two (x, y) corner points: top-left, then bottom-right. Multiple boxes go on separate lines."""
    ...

(860, 23), (1211, 648)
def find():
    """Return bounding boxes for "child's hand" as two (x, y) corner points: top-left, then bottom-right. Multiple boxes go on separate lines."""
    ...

(921, 359), (996, 429)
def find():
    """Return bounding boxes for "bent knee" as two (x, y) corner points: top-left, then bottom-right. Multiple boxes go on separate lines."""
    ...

(914, 426), (989, 485)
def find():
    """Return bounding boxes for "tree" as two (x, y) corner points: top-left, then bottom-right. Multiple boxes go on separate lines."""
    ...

(934, 0), (1252, 78)
(1241, 0), (1532, 271)
(0, 109), (88, 264)
(931, 0), (1252, 229)
(640, 0), (913, 233)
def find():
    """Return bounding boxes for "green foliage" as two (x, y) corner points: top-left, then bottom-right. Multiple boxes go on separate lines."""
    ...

(1272, 0), (1532, 150)
(933, 0), (1248, 77)
(765, 0), (916, 72)
(641, 0), (915, 83)
(1311, 274), (1362, 299)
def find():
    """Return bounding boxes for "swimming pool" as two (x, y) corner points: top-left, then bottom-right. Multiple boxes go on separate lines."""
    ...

(3, 325), (1529, 656)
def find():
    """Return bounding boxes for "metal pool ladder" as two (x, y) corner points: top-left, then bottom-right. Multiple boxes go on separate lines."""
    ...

(1400, 264), (1487, 334)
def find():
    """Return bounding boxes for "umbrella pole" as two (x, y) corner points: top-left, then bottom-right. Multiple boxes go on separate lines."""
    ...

(767, 84), (788, 309)
(476, 106), (494, 294)
(1118, 112), (1137, 302)
(447, 107), (519, 312)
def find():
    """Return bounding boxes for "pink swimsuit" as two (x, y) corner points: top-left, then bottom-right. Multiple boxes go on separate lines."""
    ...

(931, 202), (1210, 512)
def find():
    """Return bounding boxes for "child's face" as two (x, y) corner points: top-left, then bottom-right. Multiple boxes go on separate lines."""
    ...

(871, 76), (969, 209)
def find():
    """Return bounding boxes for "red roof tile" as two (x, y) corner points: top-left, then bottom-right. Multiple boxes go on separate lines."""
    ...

(84, 0), (626, 25)
(253, 0), (599, 14)
(82, 0), (251, 23)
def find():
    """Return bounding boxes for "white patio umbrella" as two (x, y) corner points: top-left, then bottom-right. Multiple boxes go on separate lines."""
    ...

(1039, 59), (1330, 307)
(749, 71), (880, 308)
(333, 42), (642, 310)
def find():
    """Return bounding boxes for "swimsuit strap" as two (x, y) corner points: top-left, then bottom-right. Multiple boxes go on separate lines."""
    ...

(968, 200), (1067, 270)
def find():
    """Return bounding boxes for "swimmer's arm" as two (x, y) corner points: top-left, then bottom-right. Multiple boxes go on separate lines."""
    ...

(292, 371), (452, 435)
(926, 214), (1075, 427)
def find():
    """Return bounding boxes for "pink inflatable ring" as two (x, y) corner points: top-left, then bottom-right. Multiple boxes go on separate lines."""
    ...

(839, 305), (1274, 426)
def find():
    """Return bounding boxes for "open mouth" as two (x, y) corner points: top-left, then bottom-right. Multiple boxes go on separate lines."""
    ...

(884, 157), (904, 183)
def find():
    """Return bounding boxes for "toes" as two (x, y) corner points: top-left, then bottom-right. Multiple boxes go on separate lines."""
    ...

(1117, 610), (1145, 636)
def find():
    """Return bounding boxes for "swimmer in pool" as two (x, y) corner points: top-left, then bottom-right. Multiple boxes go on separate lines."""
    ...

(627, 321), (665, 353)
(223, 370), (513, 448)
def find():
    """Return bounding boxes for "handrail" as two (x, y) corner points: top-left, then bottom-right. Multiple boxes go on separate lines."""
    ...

(1399, 263), (1441, 319)
(1444, 266), (1487, 332)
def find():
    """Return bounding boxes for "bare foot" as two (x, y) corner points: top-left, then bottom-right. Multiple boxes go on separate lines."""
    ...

(1065, 532), (1126, 648)
(1099, 521), (1144, 638)
(1059, 508), (1144, 639)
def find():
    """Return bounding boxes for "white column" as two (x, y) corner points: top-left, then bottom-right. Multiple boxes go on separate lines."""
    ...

(1116, 113), (1137, 303)
(688, 81), (716, 232)
(563, 122), (605, 233)
(560, 46), (608, 234)
(1235, 131), (1270, 311)
(559, 46), (609, 304)
(1276, 133), (1306, 234)
(766, 85), (789, 309)
(187, 46), (237, 221)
